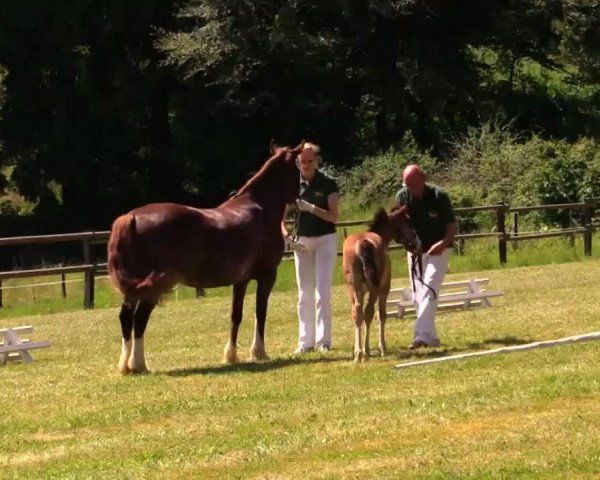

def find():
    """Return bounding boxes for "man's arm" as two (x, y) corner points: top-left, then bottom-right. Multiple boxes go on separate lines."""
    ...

(428, 222), (457, 255)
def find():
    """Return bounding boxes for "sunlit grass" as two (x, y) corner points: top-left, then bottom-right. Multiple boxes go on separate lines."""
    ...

(1, 260), (600, 478)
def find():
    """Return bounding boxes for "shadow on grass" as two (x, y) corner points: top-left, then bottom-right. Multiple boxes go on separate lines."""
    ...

(161, 353), (350, 376)
(395, 335), (533, 361)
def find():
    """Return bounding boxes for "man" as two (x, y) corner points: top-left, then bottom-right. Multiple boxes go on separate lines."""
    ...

(396, 164), (457, 349)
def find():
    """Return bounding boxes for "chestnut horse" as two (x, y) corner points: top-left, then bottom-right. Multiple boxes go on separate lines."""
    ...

(342, 207), (421, 363)
(108, 142), (302, 374)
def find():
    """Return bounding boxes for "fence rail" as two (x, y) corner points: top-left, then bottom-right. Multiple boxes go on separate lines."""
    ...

(0, 200), (597, 309)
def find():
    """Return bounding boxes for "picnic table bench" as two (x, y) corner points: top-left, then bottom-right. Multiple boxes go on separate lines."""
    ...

(386, 278), (504, 319)
(0, 326), (51, 365)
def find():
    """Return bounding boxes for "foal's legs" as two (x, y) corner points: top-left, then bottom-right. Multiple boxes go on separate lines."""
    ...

(118, 300), (135, 374)
(377, 291), (389, 357)
(363, 291), (377, 360)
(224, 280), (249, 364)
(378, 264), (392, 357)
(251, 269), (277, 362)
(128, 299), (156, 374)
(351, 288), (365, 363)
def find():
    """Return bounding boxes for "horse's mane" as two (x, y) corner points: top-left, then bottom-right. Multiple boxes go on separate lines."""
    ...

(232, 150), (286, 199)
(368, 208), (390, 234)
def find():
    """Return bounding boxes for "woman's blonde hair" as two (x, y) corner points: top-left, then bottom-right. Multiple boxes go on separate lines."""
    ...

(303, 142), (320, 153)
(302, 142), (322, 164)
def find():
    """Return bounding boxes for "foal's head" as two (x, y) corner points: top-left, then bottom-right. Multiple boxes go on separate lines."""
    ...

(388, 206), (421, 253)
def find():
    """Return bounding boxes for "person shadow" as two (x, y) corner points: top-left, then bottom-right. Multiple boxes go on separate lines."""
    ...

(395, 335), (532, 361)
(161, 354), (347, 377)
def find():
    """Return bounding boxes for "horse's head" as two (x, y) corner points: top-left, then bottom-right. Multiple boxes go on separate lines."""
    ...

(389, 205), (421, 254)
(269, 140), (303, 204)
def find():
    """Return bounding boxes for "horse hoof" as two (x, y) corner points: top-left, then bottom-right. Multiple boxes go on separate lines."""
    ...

(224, 353), (239, 365)
(224, 342), (239, 364)
(353, 352), (362, 363)
(128, 366), (150, 375)
(118, 363), (131, 375)
(249, 352), (270, 363)
(361, 353), (370, 363)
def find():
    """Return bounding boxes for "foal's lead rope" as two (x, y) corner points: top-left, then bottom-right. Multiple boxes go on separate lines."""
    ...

(410, 253), (437, 300)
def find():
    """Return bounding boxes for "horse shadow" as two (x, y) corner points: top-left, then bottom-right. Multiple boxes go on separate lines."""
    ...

(395, 335), (532, 361)
(161, 354), (348, 377)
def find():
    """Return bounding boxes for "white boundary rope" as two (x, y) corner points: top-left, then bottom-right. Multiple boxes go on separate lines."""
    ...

(395, 331), (600, 370)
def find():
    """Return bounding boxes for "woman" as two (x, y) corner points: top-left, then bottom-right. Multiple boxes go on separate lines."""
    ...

(283, 142), (339, 353)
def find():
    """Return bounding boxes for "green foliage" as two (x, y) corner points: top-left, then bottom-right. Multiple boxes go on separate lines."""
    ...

(533, 138), (600, 225)
(1, 1), (600, 234)
(338, 133), (437, 209)
(445, 120), (543, 206)
(560, 0), (600, 81)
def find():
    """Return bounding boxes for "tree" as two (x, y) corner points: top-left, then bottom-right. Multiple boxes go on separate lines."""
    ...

(0, 0), (183, 229)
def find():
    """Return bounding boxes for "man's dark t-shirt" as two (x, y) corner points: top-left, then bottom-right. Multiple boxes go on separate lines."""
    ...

(395, 184), (456, 250)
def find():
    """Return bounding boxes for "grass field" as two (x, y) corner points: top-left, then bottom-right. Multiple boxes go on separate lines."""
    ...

(2, 258), (600, 479)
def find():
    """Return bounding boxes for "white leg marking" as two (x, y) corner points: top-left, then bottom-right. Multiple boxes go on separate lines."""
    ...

(224, 339), (239, 364)
(118, 339), (132, 374)
(127, 337), (148, 374)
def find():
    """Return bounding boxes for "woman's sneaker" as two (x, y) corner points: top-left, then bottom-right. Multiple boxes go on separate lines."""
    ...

(294, 346), (314, 354)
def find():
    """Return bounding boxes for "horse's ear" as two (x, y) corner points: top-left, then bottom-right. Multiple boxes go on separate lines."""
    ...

(390, 204), (409, 219)
(292, 139), (306, 154)
(368, 207), (389, 232)
(270, 139), (279, 155)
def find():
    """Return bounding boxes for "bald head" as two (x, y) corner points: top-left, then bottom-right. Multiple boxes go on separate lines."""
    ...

(402, 164), (426, 198)
(403, 164), (426, 181)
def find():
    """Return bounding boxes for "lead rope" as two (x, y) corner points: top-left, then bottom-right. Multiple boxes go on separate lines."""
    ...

(290, 179), (308, 242)
(411, 253), (437, 300)
(289, 203), (301, 242)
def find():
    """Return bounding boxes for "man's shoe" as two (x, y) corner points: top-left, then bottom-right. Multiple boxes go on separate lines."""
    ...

(407, 340), (428, 350)
(407, 339), (440, 350)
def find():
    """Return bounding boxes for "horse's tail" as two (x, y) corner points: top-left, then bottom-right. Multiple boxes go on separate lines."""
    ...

(356, 239), (379, 289)
(107, 214), (168, 297)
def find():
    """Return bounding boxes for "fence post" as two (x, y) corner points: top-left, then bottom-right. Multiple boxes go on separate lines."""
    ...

(569, 210), (575, 247)
(584, 199), (594, 257)
(497, 204), (508, 264)
(83, 238), (95, 309)
(60, 263), (67, 298)
(456, 220), (464, 256)
(511, 212), (519, 250)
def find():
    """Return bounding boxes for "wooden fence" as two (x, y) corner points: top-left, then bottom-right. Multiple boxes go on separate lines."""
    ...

(0, 200), (597, 309)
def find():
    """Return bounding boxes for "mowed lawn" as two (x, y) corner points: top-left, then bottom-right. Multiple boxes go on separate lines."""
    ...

(2, 260), (600, 479)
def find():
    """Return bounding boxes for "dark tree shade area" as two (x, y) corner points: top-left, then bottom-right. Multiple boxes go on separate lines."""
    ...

(1, 0), (599, 232)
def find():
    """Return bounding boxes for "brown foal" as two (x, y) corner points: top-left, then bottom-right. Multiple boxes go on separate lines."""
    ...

(342, 207), (421, 363)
